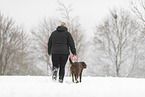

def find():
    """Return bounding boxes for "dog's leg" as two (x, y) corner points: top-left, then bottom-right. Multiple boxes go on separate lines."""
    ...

(72, 73), (74, 82)
(75, 75), (79, 83)
(80, 71), (82, 83)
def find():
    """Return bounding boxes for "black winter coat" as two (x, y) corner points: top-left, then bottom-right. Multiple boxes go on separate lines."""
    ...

(48, 26), (76, 55)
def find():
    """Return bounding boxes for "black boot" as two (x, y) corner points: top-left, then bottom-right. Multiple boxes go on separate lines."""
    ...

(59, 76), (63, 83)
(59, 79), (63, 83)
(52, 67), (58, 81)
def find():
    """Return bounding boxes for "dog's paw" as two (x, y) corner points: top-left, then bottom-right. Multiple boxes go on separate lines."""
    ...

(76, 81), (79, 83)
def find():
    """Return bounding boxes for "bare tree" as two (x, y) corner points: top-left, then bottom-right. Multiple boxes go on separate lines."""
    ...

(31, 18), (59, 75)
(0, 13), (22, 74)
(0, 13), (39, 75)
(57, 0), (86, 60)
(130, 0), (145, 23)
(129, 0), (145, 77)
(31, 1), (86, 76)
(130, 0), (145, 42)
(93, 9), (140, 77)
(57, 1), (86, 76)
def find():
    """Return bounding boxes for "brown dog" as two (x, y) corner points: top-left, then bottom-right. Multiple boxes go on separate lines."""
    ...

(69, 58), (87, 83)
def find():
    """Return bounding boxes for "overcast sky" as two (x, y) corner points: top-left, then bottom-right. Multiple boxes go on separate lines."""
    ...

(0, 0), (129, 34)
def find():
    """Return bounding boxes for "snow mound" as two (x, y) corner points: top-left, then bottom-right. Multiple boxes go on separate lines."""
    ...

(0, 76), (145, 97)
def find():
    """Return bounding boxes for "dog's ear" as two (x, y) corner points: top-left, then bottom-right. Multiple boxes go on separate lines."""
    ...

(81, 62), (87, 68)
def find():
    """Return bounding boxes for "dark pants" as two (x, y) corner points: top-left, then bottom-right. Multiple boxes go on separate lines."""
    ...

(52, 54), (68, 80)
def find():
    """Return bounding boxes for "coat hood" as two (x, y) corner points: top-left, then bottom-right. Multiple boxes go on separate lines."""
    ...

(56, 26), (68, 32)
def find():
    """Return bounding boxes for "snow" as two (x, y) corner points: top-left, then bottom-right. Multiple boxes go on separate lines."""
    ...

(0, 76), (145, 97)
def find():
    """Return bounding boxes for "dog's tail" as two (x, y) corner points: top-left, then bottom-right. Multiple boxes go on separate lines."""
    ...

(69, 57), (73, 64)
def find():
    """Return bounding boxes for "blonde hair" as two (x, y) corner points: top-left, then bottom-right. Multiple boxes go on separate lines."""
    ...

(60, 22), (67, 27)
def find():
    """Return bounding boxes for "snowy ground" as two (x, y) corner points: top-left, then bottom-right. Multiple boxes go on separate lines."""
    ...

(0, 76), (145, 97)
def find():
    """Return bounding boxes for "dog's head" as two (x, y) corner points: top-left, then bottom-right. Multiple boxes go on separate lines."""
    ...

(81, 62), (87, 68)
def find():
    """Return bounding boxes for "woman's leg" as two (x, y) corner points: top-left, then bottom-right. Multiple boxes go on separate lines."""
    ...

(59, 54), (68, 82)
(52, 55), (60, 81)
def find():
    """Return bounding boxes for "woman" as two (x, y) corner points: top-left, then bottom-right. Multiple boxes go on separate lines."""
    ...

(48, 22), (77, 83)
